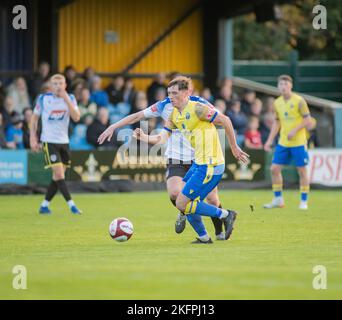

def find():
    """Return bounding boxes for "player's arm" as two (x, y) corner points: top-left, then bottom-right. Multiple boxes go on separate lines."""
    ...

(30, 113), (40, 152)
(264, 119), (280, 152)
(97, 111), (146, 144)
(133, 119), (173, 145)
(195, 103), (249, 164)
(59, 91), (81, 122)
(287, 98), (312, 140)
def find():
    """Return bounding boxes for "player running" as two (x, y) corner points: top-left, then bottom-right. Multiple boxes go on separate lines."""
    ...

(263, 75), (312, 210)
(98, 76), (226, 240)
(133, 77), (249, 243)
(30, 74), (82, 214)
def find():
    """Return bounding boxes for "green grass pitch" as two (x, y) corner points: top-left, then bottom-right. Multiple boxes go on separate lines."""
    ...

(0, 190), (341, 300)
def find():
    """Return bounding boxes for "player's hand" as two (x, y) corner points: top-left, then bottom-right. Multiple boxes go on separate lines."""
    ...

(30, 137), (41, 153)
(97, 125), (115, 144)
(287, 129), (297, 140)
(231, 145), (250, 164)
(133, 128), (147, 142)
(264, 141), (273, 152)
(56, 88), (69, 101)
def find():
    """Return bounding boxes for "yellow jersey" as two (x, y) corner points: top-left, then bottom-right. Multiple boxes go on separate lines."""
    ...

(164, 100), (225, 166)
(274, 93), (310, 147)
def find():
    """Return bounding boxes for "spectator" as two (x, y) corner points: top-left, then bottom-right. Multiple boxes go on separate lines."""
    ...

(264, 97), (275, 113)
(214, 99), (227, 115)
(249, 98), (263, 117)
(244, 116), (263, 149)
(226, 100), (248, 147)
(72, 78), (86, 102)
(82, 67), (96, 89)
(40, 81), (52, 94)
(106, 75), (125, 105)
(240, 89), (256, 114)
(0, 113), (8, 149)
(147, 73), (167, 105)
(5, 114), (24, 149)
(86, 107), (112, 148)
(216, 82), (238, 109)
(260, 111), (275, 145)
(28, 61), (51, 100)
(70, 114), (94, 150)
(131, 91), (149, 129)
(0, 80), (5, 108)
(154, 87), (167, 104)
(123, 78), (136, 107)
(200, 87), (214, 103)
(78, 88), (97, 123)
(6, 77), (31, 113)
(63, 65), (78, 93)
(90, 76), (109, 107)
(1, 96), (19, 129)
(22, 107), (33, 149)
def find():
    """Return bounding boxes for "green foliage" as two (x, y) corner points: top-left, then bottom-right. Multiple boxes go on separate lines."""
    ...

(234, 0), (342, 60)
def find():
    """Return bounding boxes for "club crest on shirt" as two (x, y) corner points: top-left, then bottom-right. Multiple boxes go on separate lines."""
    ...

(186, 112), (190, 120)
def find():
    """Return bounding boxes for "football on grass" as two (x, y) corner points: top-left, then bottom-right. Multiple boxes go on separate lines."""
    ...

(109, 218), (134, 242)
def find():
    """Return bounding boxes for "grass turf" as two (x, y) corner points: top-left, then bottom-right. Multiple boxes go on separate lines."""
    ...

(0, 190), (341, 300)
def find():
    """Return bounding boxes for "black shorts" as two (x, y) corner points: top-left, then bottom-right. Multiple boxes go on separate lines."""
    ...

(42, 142), (71, 169)
(165, 159), (193, 180)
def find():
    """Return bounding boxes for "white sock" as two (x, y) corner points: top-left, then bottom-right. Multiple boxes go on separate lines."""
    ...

(41, 200), (50, 207)
(219, 209), (229, 219)
(67, 200), (75, 208)
(199, 234), (210, 242)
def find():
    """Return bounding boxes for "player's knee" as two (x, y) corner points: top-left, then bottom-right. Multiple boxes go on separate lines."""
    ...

(53, 170), (65, 181)
(206, 194), (219, 207)
(168, 189), (181, 201)
(175, 198), (187, 213)
(271, 165), (281, 175)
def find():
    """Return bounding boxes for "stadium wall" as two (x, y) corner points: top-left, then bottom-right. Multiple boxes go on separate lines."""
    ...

(58, 0), (203, 90)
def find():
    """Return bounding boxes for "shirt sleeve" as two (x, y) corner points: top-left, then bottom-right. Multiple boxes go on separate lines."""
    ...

(194, 102), (218, 123)
(299, 98), (310, 117)
(163, 113), (176, 133)
(69, 94), (79, 110)
(143, 98), (169, 118)
(33, 94), (44, 116)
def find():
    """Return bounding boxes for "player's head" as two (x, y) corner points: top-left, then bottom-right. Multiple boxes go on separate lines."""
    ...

(50, 74), (67, 94)
(278, 75), (293, 96)
(167, 76), (192, 108)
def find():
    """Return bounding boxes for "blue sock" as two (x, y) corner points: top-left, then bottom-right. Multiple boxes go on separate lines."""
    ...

(301, 193), (308, 201)
(186, 214), (207, 237)
(274, 191), (282, 197)
(194, 201), (222, 218)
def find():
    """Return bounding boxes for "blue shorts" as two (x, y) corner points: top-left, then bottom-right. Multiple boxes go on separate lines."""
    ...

(182, 163), (225, 201)
(272, 144), (309, 167)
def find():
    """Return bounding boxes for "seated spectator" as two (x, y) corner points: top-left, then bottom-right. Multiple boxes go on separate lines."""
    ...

(200, 87), (214, 103)
(86, 107), (113, 148)
(216, 82), (238, 109)
(147, 73), (167, 105)
(63, 65), (78, 93)
(90, 76), (109, 107)
(5, 114), (24, 149)
(106, 75), (125, 106)
(226, 100), (248, 147)
(249, 98), (263, 117)
(240, 89), (256, 114)
(214, 99), (227, 115)
(244, 116), (263, 150)
(71, 78), (86, 102)
(153, 87), (167, 105)
(0, 113), (8, 149)
(6, 77), (32, 113)
(28, 61), (51, 101)
(22, 107), (33, 149)
(78, 88), (97, 123)
(264, 97), (275, 113)
(1, 96), (19, 129)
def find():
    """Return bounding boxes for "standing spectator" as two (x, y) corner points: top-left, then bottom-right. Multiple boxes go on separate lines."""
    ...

(78, 88), (97, 123)
(63, 65), (78, 93)
(0, 113), (8, 148)
(106, 75), (125, 105)
(147, 73), (167, 105)
(22, 107), (33, 149)
(240, 89), (256, 114)
(1, 96), (19, 129)
(6, 77), (32, 113)
(216, 83), (238, 109)
(82, 67), (96, 89)
(90, 76), (109, 107)
(226, 100), (248, 147)
(200, 87), (214, 104)
(244, 116), (263, 149)
(5, 114), (24, 149)
(28, 61), (51, 100)
(86, 107), (112, 148)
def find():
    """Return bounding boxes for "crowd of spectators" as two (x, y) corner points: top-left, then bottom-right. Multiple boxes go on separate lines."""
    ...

(1, 61), (312, 152)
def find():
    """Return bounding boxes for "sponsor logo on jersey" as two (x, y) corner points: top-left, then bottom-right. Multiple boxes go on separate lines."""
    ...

(48, 110), (67, 121)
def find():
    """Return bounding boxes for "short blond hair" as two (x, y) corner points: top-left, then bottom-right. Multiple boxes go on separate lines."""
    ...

(50, 74), (66, 82)
(278, 74), (293, 84)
